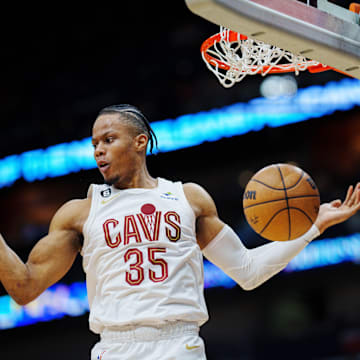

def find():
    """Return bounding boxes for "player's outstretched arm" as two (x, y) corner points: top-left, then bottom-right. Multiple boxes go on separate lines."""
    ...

(0, 199), (88, 305)
(184, 182), (360, 291)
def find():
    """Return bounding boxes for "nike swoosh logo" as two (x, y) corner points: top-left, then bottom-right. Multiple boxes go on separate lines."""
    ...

(186, 344), (200, 350)
(101, 192), (122, 205)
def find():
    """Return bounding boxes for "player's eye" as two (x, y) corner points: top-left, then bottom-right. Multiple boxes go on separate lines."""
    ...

(105, 137), (114, 143)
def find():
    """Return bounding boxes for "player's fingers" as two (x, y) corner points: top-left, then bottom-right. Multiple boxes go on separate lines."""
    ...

(354, 200), (360, 212)
(356, 182), (360, 194)
(348, 183), (360, 207)
(343, 185), (354, 206)
(345, 183), (360, 210)
(330, 199), (342, 208)
(349, 195), (360, 215)
(353, 183), (360, 205)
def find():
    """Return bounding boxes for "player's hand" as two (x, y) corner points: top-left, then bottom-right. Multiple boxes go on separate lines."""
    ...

(315, 183), (360, 234)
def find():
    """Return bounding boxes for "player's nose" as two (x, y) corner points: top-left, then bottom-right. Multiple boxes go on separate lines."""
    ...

(94, 142), (106, 157)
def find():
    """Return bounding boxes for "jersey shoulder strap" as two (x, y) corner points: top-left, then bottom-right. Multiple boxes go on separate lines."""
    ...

(158, 177), (196, 219)
(82, 183), (110, 253)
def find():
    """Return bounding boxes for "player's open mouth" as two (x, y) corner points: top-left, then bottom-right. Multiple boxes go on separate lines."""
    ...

(98, 161), (110, 174)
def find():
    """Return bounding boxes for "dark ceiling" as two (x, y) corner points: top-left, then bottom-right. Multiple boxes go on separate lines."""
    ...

(0, 1), (352, 158)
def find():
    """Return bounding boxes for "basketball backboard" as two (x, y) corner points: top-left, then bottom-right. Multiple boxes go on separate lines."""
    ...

(185, 0), (360, 79)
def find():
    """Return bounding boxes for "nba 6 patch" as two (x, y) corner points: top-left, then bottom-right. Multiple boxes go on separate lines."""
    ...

(101, 188), (112, 198)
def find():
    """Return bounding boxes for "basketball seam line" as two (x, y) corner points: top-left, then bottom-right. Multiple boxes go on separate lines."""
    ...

(250, 171), (304, 191)
(255, 206), (314, 239)
(243, 194), (320, 209)
(258, 207), (287, 236)
(290, 207), (314, 225)
(277, 165), (291, 240)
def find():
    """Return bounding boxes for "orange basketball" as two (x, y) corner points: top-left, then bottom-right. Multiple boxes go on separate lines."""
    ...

(243, 164), (320, 241)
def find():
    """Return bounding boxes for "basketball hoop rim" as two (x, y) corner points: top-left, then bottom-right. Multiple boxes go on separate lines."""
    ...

(200, 30), (343, 75)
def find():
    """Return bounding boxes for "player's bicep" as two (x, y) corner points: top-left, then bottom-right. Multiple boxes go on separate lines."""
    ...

(26, 203), (82, 297)
(196, 212), (226, 249)
(27, 230), (80, 291)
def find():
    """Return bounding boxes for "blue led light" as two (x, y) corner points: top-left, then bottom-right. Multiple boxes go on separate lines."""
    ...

(0, 282), (88, 330)
(285, 233), (360, 272)
(0, 155), (21, 187)
(0, 78), (359, 188)
(204, 261), (236, 289)
(0, 138), (96, 188)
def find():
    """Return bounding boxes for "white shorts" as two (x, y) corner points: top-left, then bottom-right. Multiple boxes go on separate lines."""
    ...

(91, 321), (207, 360)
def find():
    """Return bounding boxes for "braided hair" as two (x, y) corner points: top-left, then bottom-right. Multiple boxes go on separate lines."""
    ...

(98, 104), (158, 154)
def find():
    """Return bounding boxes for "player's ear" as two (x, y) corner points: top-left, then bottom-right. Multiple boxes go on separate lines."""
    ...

(134, 133), (149, 153)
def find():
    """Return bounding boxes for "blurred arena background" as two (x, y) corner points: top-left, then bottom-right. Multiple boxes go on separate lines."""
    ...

(0, 2), (359, 359)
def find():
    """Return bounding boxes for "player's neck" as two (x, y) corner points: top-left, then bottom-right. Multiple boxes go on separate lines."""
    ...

(112, 166), (157, 190)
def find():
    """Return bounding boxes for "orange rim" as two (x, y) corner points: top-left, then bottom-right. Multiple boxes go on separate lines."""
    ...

(350, 3), (360, 13)
(201, 30), (346, 75)
(201, 31), (248, 71)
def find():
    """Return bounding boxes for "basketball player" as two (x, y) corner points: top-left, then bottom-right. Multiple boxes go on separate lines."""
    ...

(0, 104), (359, 360)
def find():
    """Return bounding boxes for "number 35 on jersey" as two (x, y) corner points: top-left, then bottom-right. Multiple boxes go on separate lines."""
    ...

(101, 203), (181, 286)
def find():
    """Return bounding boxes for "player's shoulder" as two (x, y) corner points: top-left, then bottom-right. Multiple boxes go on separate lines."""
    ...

(183, 182), (209, 197)
(50, 197), (91, 233)
(60, 197), (91, 213)
(183, 182), (217, 217)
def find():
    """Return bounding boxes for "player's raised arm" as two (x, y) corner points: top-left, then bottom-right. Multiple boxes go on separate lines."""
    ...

(184, 182), (360, 291)
(0, 198), (89, 305)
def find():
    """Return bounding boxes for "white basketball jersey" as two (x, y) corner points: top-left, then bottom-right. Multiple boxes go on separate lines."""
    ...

(82, 177), (209, 334)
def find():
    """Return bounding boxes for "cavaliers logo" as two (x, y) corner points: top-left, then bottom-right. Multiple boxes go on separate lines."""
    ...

(102, 203), (181, 248)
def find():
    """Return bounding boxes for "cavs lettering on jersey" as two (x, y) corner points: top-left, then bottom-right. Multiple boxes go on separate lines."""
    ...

(82, 178), (209, 334)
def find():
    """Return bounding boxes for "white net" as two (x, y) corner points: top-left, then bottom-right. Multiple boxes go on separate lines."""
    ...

(202, 27), (325, 88)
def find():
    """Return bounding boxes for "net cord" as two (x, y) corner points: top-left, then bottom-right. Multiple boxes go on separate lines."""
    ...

(201, 27), (328, 88)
